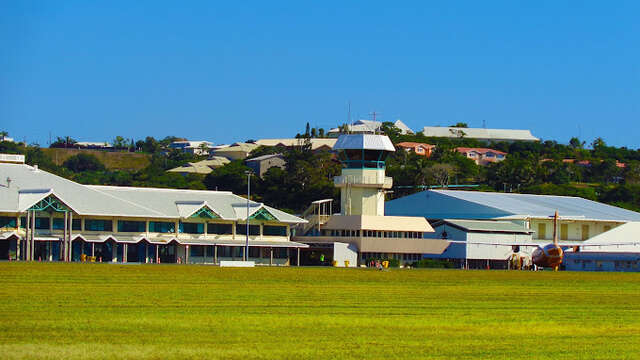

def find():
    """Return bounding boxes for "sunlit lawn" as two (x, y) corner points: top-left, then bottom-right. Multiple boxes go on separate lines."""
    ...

(0, 263), (638, 359)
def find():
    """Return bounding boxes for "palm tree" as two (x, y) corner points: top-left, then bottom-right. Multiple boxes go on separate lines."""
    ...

(0, 131), (8, 141)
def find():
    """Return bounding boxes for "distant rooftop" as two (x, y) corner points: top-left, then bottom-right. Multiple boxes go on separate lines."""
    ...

(386, 189), (640, 222)
(422, 126), (539, 142)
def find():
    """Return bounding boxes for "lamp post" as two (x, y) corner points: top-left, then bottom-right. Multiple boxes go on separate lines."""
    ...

(245, 170), (252, 261)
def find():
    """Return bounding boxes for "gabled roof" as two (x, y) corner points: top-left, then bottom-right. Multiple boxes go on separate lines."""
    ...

(328, 119), (414, 135)
(213, 143), (259, 153)
(386, 189), (640, 222)
(0, 163), (162, 217)
(245, 154), (284, 162)
(456, 147), (506, 155)
(396, 142), (436, 149)
(0, 163), (306, 224)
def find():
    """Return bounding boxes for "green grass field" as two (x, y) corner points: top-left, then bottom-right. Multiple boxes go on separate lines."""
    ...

(1, 263), (639, 359)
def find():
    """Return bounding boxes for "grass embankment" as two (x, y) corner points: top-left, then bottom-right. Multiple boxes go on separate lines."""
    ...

(0, 263), (638, 359)
(42, 148), (150, 171)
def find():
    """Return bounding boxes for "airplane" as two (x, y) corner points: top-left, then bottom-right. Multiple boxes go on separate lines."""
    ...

(445, 211), (640, 270)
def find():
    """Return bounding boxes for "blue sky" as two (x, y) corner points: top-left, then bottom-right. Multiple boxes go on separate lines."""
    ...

(1, 1), (638, 147)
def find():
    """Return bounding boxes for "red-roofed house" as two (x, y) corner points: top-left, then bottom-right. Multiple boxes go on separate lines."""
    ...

(396, 142), (436, 157)
(456, 147), (507, 166)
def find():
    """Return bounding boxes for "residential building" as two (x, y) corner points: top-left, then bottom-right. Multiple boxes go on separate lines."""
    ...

(422, 126), (539, 142)
(455, 147), (507, 165)
(327, 119), (414, 137)
(167, 156), (231, 175)
(169, 140), (213, 155)
(0, 159), (308, 265)
(245, 154), (286, 178)
(212, 143), (259, 160)
(396, 142), (436, 157)
(75, 142), (113, 150)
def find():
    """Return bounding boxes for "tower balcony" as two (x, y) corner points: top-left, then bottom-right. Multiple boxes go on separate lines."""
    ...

(334, 174), (393, 189)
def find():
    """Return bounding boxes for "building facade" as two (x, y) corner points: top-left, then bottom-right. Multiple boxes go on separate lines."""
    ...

(0, 160), (307, 265)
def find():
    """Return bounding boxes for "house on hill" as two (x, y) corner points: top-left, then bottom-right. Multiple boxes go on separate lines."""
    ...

(245, 154), (286, 178)
(455, 147), (507, 165)
(396, 142), (436, 157)
(327, 119), (414, 137)
(169, 140), (213, 156)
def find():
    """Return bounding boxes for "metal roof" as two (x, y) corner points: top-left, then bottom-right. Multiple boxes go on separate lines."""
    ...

(386, 189), (640, 222)
(0, 163), (305, 224)
(433, 219), (533, 233)
(422, 126), (539, 141)
(332, 134), (395, 152)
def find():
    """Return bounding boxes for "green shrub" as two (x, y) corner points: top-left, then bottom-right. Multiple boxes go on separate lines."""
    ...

(413, 259), (455, 268)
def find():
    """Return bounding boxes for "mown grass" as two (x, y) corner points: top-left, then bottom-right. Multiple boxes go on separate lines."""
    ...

(0, 263), (638, 359)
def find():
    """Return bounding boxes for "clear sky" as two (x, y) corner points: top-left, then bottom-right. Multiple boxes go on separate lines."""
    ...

(1, 1), (638, 148)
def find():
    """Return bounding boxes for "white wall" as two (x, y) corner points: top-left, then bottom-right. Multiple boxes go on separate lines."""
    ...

(333, 242), (358, 267)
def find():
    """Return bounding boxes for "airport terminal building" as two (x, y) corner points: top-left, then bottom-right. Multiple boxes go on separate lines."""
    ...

(0, 156), (308, 265)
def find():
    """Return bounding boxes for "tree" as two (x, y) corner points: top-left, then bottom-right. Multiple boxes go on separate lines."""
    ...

(203, 160), (252, 195)
(318, 128), (325, 138)
(569, 137), (584, 150)
(311, 127), (317, 138)
(305, 122), (310, 137)
(113, 136), (127, 150)
(0, 130), (8, 141)
(380, 122), (402, 142)
(50, 136), (77, 148)
(450, 122), (468, 128)
(63, 154), (106, 172)
(198, 142), (210, 155)
(430, 164), (456, 188)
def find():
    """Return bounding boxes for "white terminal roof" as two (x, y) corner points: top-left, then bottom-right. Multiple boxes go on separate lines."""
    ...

(332, 134), (395, 152)
(385, 189), (640, 222)
(0, 163), (305, 224)
(422, 126), (539, 142)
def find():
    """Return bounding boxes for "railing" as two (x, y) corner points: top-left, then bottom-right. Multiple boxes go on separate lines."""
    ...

(342, 160), (386, 169)
(334, 175), (393, 188)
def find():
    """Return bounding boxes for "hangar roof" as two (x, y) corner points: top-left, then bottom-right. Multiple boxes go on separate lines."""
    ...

(385, 189), (640, 222)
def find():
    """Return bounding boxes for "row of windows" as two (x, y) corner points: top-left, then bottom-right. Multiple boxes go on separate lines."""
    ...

(323, 229), (424, 239)
(188, 246), (289, 258)
(361, 252), (423, 261)
(0, 216), (287, 236)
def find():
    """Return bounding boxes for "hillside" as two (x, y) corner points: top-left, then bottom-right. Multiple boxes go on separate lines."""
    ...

(42, 148), (150, 171)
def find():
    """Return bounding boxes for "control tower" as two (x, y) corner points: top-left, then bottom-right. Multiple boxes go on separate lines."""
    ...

(332, 134), (395, 216)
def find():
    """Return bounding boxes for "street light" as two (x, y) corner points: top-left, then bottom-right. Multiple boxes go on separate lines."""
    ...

(245, 170), (253, 261)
